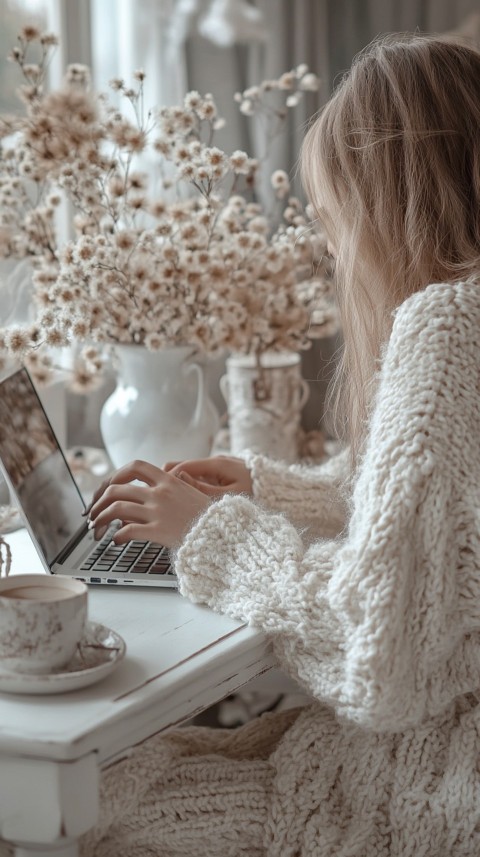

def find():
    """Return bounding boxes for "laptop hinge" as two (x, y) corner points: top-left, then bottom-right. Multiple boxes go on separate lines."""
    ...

(52, 522), (89, 567)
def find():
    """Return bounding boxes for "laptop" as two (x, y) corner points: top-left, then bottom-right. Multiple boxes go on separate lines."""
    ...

(0, 367), (177, 588)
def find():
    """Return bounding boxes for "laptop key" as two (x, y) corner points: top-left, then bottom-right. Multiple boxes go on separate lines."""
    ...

(81, 538), (171, 577)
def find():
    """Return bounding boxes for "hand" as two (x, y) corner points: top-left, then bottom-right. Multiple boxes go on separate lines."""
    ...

(86, 460), (211, 547)
(163, 455), (253, 498)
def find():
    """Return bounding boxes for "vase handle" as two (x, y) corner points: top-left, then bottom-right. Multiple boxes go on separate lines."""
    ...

(298, 378), (310, 410)
(185, 360), (205, 430)
(219, 373), (229, 405)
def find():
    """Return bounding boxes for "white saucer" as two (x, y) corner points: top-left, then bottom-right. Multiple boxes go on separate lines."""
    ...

(0, 622), (126, 695)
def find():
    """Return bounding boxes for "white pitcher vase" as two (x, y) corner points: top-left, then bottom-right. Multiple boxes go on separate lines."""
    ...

(220, 352), (310, 463)
(100, 345), (220, 469)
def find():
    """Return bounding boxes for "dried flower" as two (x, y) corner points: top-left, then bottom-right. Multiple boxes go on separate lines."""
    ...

(299, 73), (320, 91)
(0, 31), (335, 373)
(21, 25), (41, 42)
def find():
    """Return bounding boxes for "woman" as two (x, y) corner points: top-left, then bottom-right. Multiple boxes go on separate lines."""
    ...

(85, 35), (480, 856)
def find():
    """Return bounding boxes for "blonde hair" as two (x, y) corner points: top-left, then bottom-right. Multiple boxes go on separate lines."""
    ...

(301, 34), (480, 460)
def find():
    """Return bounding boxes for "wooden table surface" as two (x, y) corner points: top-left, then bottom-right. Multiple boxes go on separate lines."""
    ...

(0, 529), (275, 856)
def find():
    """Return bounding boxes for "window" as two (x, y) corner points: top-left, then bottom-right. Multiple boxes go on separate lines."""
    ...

(0, 0), (48, 113)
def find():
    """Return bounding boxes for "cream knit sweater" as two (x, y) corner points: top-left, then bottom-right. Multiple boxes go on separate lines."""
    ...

(81, 280), (480, 857)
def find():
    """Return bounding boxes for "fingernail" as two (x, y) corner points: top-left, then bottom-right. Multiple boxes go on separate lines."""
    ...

(87, 520), (94, 530)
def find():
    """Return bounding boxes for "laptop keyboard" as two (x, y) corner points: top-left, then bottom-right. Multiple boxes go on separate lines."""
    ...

(80, 527), (174, 577)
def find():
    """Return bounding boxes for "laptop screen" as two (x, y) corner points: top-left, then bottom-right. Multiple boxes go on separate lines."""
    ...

(0, 368), (86, 566)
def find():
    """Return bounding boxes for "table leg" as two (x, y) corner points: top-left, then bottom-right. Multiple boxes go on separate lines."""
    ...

(0, 753), (98, 856)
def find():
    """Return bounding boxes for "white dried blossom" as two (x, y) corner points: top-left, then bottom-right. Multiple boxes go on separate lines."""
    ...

(21, 25), (41, 41)
(66, 64), (90, 87)
(0, 30), (334, 370)
(153, 137), (170, 156)
(184, 90), (202, 109)
(144, 332), (165, 351)
(260, 79), (279, 92)
(242, 85), (261, 100)
(229, 150), (249, 173)
(71, 319), (89, 338)
(299, 73), (320, 91)
(296, 63), (309, 77)
(40, 33), (59, 46)
(177, 163), (195, 181)
(239, 99), (254, 116)
(45, 327), (68, 348)
(196, 98), (217, 121)
(271, 169), (290, 198)
(278, 71), (296, 90)
(248, 216), (269, 235)
(286, 93), (302, 108)
(4, 328), (30, 353)
(70, 365), (102, 393)
(23, 63), (41, 80)
(205, 147), (225, 167)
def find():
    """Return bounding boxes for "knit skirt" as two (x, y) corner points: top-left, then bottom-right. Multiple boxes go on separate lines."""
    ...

(80, 707), (300, 857)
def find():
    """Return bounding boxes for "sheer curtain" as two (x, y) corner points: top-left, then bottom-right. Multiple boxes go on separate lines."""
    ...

(170, 0), (480, 189)
(323, 0), (480, 90)
(91, 0), (187, 105)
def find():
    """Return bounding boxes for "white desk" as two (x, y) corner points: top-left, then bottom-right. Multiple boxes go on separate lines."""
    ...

(0, 531), (275, 856)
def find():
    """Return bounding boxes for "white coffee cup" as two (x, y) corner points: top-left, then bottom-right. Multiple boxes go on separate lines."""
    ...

(0, 574), (88, 674)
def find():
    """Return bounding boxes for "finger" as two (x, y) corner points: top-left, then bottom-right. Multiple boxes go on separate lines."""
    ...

(91, 460), (165, 508)
(89, 484), (147, 521)
(178, 471), (226, 497)
(108, 459), (164, 488)
(163, 461), (181, 472)
(168, 458), (224, 482)
(83, 460), (161, 515)
(83, 475), (111, 515)
(111, 522), (156, 545)
(91, 501), (150, 539)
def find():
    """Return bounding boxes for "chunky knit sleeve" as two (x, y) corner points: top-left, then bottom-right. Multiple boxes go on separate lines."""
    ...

(175, 281), (480, 733)
(241, 446), (350, 538)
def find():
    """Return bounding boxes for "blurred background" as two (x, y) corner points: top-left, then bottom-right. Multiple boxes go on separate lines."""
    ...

(1, 0), (479, 447)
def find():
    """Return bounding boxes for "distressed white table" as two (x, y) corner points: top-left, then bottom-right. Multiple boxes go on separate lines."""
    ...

(0, 530), (275, 856)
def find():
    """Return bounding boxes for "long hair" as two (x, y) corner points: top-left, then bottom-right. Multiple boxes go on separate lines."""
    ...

(301, 34), (480, 461)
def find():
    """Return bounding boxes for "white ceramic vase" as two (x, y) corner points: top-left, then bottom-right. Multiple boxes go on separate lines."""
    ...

(100, 345), (220, 469)
(220, 352), (310, 463)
